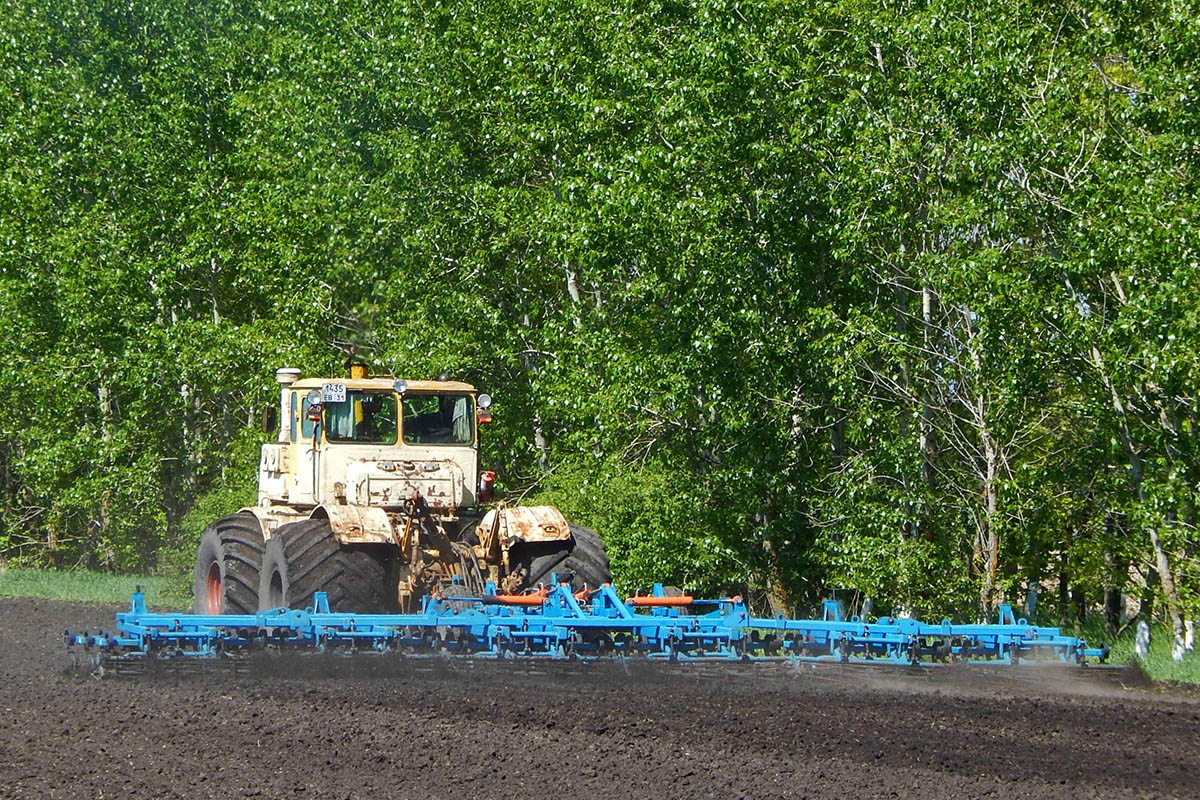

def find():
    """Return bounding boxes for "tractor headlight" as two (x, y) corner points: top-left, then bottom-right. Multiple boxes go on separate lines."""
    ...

(477, 393), (492, 410)
(305, 389), (322, 406)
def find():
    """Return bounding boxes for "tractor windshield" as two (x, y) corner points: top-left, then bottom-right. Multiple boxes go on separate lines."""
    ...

(324, 391), (398, 443)
(402, 393), (474, 445)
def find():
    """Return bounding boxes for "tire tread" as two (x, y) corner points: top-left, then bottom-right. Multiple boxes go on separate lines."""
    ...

(191, 512), (265, 614)
(267, 519), (393, 613)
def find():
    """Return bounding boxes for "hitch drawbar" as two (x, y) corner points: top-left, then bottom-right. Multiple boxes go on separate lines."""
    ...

(68, 582), (1108, 666)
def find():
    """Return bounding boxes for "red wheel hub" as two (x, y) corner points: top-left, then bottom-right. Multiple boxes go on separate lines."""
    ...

(205, 561), (223, 615)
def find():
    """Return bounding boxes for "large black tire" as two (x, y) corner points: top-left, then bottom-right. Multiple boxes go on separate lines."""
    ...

(192, 513), (266, 615)
(521, 524), (612, 590)
(258, 518), (395, 613)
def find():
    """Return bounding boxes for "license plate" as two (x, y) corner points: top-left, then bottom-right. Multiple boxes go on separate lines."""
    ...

(322, 382), (347, 403)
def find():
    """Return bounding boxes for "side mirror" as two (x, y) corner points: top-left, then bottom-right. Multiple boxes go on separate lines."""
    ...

(305, 389), (323, 422)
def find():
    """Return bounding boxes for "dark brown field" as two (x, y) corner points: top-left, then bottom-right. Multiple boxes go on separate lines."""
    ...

(1, 596), (1197, 799)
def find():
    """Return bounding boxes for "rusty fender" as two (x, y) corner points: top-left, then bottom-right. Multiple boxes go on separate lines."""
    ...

(476, 505), (572, 553)
(311, 504), (395, 545)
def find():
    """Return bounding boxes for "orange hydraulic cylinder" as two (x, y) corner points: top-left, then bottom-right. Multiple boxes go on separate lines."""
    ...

(484, 591), (548, 606)
(625, 595), (694, 607)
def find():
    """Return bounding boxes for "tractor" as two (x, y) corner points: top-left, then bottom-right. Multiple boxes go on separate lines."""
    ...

(192, 364), (611, 614)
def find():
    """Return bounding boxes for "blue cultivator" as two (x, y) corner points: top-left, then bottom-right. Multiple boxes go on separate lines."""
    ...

(68, 581), (1108, 670)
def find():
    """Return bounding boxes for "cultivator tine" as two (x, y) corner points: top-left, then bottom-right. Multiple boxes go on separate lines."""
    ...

(66, 589), (1107, 676)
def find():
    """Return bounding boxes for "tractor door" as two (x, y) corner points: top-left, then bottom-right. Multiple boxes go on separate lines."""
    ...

(295, 391), (323, 503)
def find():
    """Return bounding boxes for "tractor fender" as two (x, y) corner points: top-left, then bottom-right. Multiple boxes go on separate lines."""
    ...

(309, 504), (395, 545)
(237, 505), (308, 540)
(476, 505), (572, 552)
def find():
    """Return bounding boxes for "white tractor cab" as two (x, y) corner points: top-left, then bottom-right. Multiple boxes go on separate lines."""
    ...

(192, 364), (610, 615)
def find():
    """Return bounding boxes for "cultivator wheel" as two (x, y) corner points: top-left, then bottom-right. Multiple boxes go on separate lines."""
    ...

(258, 518), (395, 613)
(191, 512), (266, 615)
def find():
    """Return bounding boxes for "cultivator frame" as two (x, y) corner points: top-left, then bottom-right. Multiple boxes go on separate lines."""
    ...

(68, 581), (1107, 670)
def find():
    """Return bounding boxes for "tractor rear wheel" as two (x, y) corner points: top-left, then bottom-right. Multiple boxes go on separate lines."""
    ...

(522, 524), (612, 590)
(258, 518), (395, 613)
(191, 513), (266, 615)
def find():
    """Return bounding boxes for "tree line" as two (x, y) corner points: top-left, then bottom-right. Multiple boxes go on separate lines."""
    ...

(1, 0), (1197, 637)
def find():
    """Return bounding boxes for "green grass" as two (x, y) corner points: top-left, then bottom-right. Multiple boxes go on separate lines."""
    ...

(0, 566), (191, 609)
(1067, 616), (1200, 685)
(1134, 647), (1200, 684)
(1121, 628), (1200, 685)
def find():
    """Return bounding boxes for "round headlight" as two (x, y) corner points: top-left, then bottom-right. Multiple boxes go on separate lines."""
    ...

(393, 379), (408, 395)
(305, 389), (322, 406)
(477, 393), (492, 410)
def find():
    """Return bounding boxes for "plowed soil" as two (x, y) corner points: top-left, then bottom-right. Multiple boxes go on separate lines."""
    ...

(2, 596), (1198, 799)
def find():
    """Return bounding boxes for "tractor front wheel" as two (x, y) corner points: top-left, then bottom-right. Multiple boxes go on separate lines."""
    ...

(258, 518), (394, 613)
(191, 513), (266, 615)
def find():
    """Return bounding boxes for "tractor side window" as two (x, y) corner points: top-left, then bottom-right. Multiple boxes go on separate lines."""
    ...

(325, 391), (398, 444)
(289, 392), (297, 442)
(402, 393), (474, 445)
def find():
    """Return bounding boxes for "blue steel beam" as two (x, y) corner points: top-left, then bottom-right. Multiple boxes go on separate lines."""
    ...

(68, 582), (1107, 666)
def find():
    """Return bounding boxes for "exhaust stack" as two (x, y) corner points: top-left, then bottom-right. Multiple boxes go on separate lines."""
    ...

(275, 368), (301, 441)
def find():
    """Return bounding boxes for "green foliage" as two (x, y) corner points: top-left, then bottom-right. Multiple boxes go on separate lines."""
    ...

(162, 471), (259, 576)
(0, 0), (1196, 627)
(534, 455), (745, 594)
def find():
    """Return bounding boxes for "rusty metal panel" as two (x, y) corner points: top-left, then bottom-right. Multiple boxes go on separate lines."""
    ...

(315, 504), (395, 545)
(478, 505), (571, 549)
(340, 458), (466, 509)
(256, 443), (292, 505)
(368, 460), (464, 509)
(259, 443), (289, 474)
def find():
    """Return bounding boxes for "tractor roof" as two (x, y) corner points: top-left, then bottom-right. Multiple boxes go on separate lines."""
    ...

(291, 377), (477, 393)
